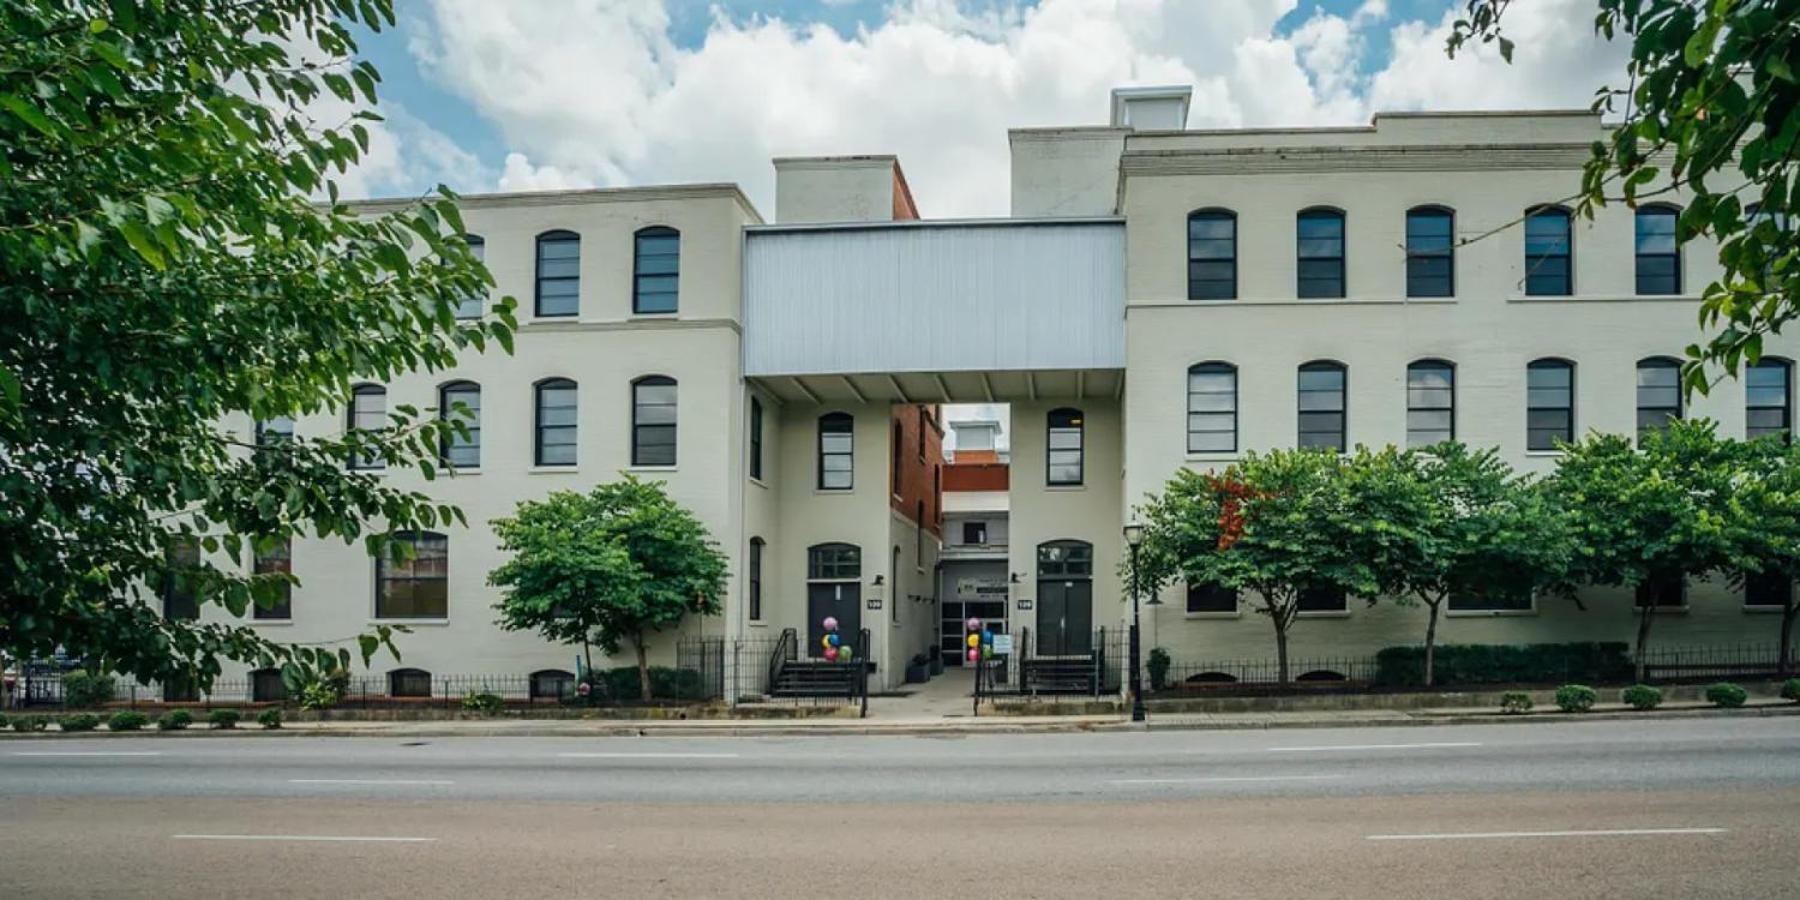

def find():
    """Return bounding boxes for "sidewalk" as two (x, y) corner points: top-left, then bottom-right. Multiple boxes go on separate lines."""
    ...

(5, 699), (1794, 738)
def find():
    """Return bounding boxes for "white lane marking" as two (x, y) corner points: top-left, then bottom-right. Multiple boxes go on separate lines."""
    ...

(10, 751), (163, 757)
(1110, 775), (1343, 785)
(555, 752), (740, 759)
(288, 779), (455, 786)
(1367, 827), (1727, 842)
(1268, 742), (1482, 753)
(172, 834), (436, 843)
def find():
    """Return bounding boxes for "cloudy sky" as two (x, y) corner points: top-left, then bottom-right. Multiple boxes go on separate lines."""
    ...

(341, 0), (1627, 217)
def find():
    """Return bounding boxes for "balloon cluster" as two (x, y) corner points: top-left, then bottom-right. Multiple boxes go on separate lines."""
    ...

(965, 617), (994, 663)
(820, 616), (854, 663)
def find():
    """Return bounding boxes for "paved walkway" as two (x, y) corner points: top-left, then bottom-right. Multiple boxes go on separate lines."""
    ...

(868, 667), (979, 719)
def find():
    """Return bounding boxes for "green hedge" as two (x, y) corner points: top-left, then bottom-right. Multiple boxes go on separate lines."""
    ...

(579, 666), (705, 701)
(1374, 642), (1634, 688)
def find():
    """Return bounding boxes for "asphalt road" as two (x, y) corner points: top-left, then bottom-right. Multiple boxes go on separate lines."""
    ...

(3, 718), (1798, 898)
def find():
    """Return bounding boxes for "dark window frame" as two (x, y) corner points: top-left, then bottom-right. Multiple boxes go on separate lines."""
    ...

(529, 669), (575, 700)
(1634, 576), (1688, 610)
(807, 542), (862, 580)
(749, 396), (764, 480)
(1037, 540), (1094, 578)
(632, 225), (680, 314)
(1747, 357), (1792, 444)
(1187, 208), (1237, 300)
(374, 530), (449, 619)
(748, 537), (764, 621)
(1046, 407), (1085, 486)
(1524, 205), (1573, 296)
(1186, 581), (1238, 615)
(1636, 356), (1684, 443)
(533, 378), (578, 467)
(1187, 362), (1238, 454)
(1527, 358), (1576, 451)
(162, 536), (201, 621)
(630, 375), (678, 467)
(252, 537), (292, 620)
(1297, 361), (1347, 452)
(1447, 588), (1534, 613)
(347, 383), (386, 471)
(818, 412), (854, 491)
(437, 379), (481, 469)
(534, 229), (581, 318)
(1296, 584), (1348, 614)
(1635, 204), (1682, 296)
(1405, 205), (1455, 298)
(255, 416), (294, 447)
(388, 667), (432, 699)
(456, 234), (486, 319)
(1406, 359), (1456, 447)
(1296, 207), (1346, 299)
(962, 521), (988, 545)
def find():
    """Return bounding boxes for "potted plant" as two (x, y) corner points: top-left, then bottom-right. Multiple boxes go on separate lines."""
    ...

(905, 652), (931, 684)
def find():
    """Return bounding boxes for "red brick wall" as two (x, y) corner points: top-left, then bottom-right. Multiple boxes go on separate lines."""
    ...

(890, 404), (942, 536)
(943, 462), (1008, 492)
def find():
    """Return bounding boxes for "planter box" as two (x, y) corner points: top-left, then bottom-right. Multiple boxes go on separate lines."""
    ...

(904, 661), (930, 684)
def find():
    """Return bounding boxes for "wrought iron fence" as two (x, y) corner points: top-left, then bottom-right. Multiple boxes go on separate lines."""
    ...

(1638, 642), (1799, 682)
(1154, 656), (1380, 692)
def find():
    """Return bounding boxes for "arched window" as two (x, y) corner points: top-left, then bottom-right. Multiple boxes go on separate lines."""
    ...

(808, 543), (862, 580)
(818, 412), (854, 490)
(1635, 205), (1681, 295)
(1047, 407), (1084, 486)
(1297, 207), (1346, 298)
(1297, 361), (1347, 451)
(1747, 357), (1793, 443)
(250, 667), (287, 702)
(1527, 358), (1575, 450)
(631, 376), (677, 466)
(347, 384), (386, 470)
(1187, 209), (1236, 300)
(529, 669), (575, 701)
(1187, 362), (1237, 453)
(1405, 206), (1454, 297)
(633, 226), (680, 314)
(388, 667), (432, 698)
(375, 530), (448, 619)
(252, 537), (292, 620)
(1524, 205), (1573, 296)
(1406, 360), (1455, 447)
(1636, 357), (1683, 442)
(747, 537), (764, 621)
(456, 234), (485, 319)
(535, 229), (580, 317)
(1037, 540), (1094, 578)
(438, 380), (481, 468)
(534, 378), (578, 467)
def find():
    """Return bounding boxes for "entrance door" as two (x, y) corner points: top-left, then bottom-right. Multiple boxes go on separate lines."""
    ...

(807, 581), (862, 658)
(1036, 578), (1092, 657)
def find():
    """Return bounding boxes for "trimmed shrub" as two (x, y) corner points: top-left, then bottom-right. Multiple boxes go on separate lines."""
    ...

(1499, 691), (1534, 715)
(208, 709), (241, 729)
(61, 670), (117, 708)
(576, 666), (706, 703)
(1375, 642), (1633, 688)
(256, 708), (282, 729)
(59, 713), (101, 732)
(1147, 647), (1172, 692)
(156, 709), (193, 731)
(1554, 684), (1598, 713)
(1780, 678), (1800, 703)
(1705, 682), (1749, 708)
(11, 715), (49, 732)
(0, 713), (8, 729)
(1621, 684), (1663, 711)
(108, 711), (148, 731)
(461, 691), (503, 714)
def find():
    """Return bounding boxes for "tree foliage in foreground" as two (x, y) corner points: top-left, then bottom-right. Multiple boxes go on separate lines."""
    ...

(489, 477), (728, 702)
(1451, 0), (1800, 391)
(0, 1), (517, 688)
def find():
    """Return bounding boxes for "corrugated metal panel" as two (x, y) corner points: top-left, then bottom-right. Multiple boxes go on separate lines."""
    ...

(744, 221), (1124, 376)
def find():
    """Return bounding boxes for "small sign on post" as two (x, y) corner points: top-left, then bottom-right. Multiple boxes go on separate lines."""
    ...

(991, 634), (1014, 656)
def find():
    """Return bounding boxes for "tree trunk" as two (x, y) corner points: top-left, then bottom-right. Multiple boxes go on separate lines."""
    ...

(634, 633), (652, 702)
(1780, 602), (1797, 678)
(1634, 600), (1657, 684)
(1273, 614), (1291, 686)
(581, 637), (593, 685)
(1423, 598), (1441, 688)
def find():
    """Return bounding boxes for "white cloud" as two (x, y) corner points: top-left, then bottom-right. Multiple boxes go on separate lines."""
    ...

(396, 0), (1630, 216)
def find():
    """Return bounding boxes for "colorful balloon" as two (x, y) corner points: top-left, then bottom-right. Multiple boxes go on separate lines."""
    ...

(980, 630), (993, 644)
(966, 617), (981, 632)
(966, 633), (980, 649)
(827, 633), (841, 647)
(839, 645), (853, 661)
(823, 616), (839, 632)
(821, 635), (833, 650)
(824, 647), (838, 661)
(967, 648), (980, 662)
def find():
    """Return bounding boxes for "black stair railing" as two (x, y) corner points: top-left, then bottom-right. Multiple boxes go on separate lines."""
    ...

(767, 627), (796, 697)
(857, 628), (870, 718)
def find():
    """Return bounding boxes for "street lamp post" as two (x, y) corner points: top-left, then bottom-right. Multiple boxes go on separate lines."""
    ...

(1123, 521), (1146, 723)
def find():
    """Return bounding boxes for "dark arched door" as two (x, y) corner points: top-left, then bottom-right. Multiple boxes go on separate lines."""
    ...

(1037, 540), (1093, 656)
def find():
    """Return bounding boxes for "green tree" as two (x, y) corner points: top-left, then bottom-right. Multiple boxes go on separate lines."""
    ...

(1733, 437), (1800, 675)
(489, 476), (728, 701)
(1137, 449), (1382, 684)
(1548, 420), (1747, 682)
(1450, 1), (1800, 389)
(0, 1), (516, 689)
(1375, 444), (1575, 687)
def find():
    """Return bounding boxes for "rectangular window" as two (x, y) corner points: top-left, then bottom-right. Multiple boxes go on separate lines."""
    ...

(348, 385), (386, 471)
(1747, 361), (1791, 443)
(1186, 582), (1237, 615)
(534, 380), (578, 467)
(748, 538), (764, 621)
(456, 235), (485, 319)
(1296, 585), (1347, 613)
(1297, 363), (1346, 452)
(1744, 571), (1791, 609)
(1047, 408), (1084, 486)
(1188, 211), (1237, 300)
(1296, 210), (1346, 299)
(1187, 364), (1237, 453)
(1524, 208), (1572, 296)
(1406, 362), (1455, 447)
(1405, 208), (1454, 298)
(253, 538), (292, 620)
(631, 377), (678, 467)
(375, 532), (448, 619)
(962, 521), (987, 545)
(1636, 359), (1682, 443)
(1635, 207), (1681, 295)
(633, 227), (680, 314)
(818, 414), (854, 490)
(256, 416), (294, 447)
(1527, 360), (1574, 451)
(749, 396), (764, 480)
(1634, 576), (1686, 610)
(162, 537), (200, 621)
(535, 231), (580, 317)
(439, 382), (481, 468)
(1448, 588), (1532, 613)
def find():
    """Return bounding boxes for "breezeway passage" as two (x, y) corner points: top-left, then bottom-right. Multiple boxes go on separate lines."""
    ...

(4, 719), (1799, 898)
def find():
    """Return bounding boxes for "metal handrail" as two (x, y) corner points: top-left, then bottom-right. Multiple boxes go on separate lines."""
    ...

(857, 628), (871, 718)
(767, 627), (796, 696)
